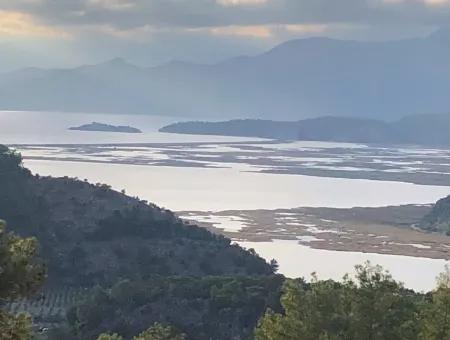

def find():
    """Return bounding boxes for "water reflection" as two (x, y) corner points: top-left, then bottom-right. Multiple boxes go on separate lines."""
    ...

(238, 239), (449, 292)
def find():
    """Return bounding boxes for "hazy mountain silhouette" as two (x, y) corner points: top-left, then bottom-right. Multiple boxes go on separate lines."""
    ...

(160, 113), (450, 147)
(2, 29), (450, 119)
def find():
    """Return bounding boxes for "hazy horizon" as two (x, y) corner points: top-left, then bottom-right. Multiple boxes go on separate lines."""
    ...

(0, 27), (446, 73)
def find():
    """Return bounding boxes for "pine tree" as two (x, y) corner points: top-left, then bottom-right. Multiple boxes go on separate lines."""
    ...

(0, 220), (46, 340)
(133, 323), (186, 340)
(420, 265), (450, 340)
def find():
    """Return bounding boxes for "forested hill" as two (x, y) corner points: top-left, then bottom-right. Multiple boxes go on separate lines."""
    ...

(160, 114), (450, 147)
(2, 145), (450, 340)
(0, 145), (283, 339)
(420, 195), (450, 235)
(0, 145), (272, 288)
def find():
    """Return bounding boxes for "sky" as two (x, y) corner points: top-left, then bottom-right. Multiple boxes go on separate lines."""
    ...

(0, 0), (449, 71)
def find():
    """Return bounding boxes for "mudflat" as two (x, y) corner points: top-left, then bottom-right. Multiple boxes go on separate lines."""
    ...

(180, 205), (450, 260)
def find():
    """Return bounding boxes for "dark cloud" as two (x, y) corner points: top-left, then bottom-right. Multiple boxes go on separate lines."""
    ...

(0, 0), (448, 70)
(1, 0), (450, 30)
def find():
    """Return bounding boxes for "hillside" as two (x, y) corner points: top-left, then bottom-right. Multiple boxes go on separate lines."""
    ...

(0, 145), (284, 339)
(2, 29), (450, 119)
(2, 145), (450, 339)
(160, 117), (392, 143)
(66, 276), (283, 340)
(420, 195), (450, 235)
(160, 114), (450, 147)
(0, 145), (273, 288)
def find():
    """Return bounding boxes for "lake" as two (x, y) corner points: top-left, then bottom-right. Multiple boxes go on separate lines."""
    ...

(24, 159), (450, 211)
(0, 110), (256, 144)
(238, 240), (448, 292)
(2, 110), (450, 291)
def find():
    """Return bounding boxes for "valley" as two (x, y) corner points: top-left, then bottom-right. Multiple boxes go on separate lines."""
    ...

(3, 7), (450, 338)
(4, 111), (450, 292)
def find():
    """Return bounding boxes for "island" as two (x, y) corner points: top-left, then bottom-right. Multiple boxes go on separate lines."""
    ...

(69, 122), (142, 133)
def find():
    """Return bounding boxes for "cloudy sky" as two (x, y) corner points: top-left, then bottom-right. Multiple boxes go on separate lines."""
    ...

(0, 0), (449, 70)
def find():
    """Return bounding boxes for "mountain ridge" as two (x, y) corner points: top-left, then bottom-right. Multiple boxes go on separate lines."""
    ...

(2, 29), (450, 119)
(159, 114), (450, 147)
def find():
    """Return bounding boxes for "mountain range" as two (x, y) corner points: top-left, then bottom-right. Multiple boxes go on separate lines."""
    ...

(2, 29), (450, 119)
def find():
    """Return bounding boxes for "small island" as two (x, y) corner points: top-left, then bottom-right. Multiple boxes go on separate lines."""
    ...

(69, 122), (142, 133)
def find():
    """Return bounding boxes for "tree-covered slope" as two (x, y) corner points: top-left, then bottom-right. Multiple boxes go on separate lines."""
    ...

(420, 195), (450, 235)
(160, 117), (392, 143)
(0, 220), (46, 339)
(67, 276), (284, 340)
(160, 114), (450, 147)
(0, 146), (273, 288)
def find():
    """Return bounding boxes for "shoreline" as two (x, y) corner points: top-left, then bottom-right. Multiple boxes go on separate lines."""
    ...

(13, 141), (450, 187)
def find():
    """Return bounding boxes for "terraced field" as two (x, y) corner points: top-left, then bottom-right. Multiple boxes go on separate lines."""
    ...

(4, 288), (85, 328)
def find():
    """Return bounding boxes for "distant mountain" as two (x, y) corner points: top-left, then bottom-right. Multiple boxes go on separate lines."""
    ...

(0, 43), (53, 73)
(391, 114), (450, 146)
(69, 121), (142, 133)
(3, 29), (450, 119)
(160, 114), (450, 146)
(160, 117), (393, 143)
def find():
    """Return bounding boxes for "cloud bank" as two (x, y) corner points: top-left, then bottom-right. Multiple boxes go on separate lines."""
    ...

(0, 0), (448, 69)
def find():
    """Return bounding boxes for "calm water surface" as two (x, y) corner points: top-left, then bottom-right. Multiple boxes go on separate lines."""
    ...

(238, 240), (449, 292)
(0, 110), (258, 144)
(24, 159), (450, 211)
(3, 111), (450, 291)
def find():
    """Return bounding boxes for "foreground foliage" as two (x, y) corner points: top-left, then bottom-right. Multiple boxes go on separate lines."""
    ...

(131, 323), (185, 340)
(97, 323), (186, 340)
(420, 267), (450, 339)
(255, 263), (450, 340)
(2, 146), (450, 340)
(67, 276), (283, 340)
(0, 220), (45, 340)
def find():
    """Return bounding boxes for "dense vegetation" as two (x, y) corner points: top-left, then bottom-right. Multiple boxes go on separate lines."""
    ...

(62, 276), (283, 339)
(420, 195), (450, 235)
(161, 114), (450, 147)
(2, 145), (450, 339)
(0, 145), (276, 339)
(0, 220), (45, 339)
(0, 217), (199, 340)
(96, 323), (186, 340)
(45, 263), (450, 340)
(255, 263), (450, 340)
(0, 145), (272, 289)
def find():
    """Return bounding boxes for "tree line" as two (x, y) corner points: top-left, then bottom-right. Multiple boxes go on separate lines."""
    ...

(1, 218), (449, 339)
